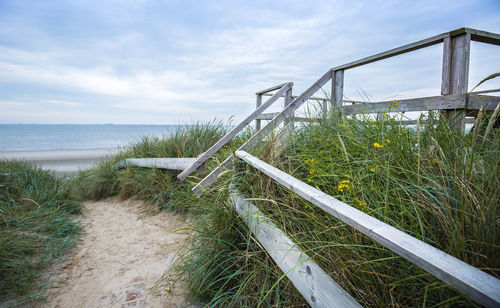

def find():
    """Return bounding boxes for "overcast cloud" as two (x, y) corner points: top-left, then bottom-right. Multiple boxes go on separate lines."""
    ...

(0, 0), (499, 124)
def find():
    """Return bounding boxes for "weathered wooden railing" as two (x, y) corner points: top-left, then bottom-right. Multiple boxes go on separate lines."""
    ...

(235, 151), (500, 307)
(176, 27), (500, 307)
(117, 27), (499, 307)
(177, 82), (293, 181)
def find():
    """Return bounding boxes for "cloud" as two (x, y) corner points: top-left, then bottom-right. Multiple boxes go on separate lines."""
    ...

(0, 0), (499, 124)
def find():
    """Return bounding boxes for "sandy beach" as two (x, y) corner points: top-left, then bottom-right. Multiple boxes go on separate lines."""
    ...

(0, 148), (120, 176)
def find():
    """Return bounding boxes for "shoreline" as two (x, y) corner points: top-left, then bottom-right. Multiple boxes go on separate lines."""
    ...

(0, 148), (121, 176)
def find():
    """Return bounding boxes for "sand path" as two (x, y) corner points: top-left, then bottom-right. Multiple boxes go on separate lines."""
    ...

(45, 198), (192, 308)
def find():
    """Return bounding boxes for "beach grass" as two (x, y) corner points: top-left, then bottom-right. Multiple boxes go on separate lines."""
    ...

(0, 160), (81, 304)
(71, 109), (499, 306)
(230, 108), (499, 306)
(70, 121), (230, 212)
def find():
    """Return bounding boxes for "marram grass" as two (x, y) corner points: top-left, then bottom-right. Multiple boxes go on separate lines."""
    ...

(73, 111), (499, 307)
(233, 109), (499, 307)
(0, 160), (81, 304)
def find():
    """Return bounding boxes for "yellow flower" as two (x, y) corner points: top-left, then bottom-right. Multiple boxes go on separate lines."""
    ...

(370, 167), (375, 172)
(338, 123), (345, 127)
(308, 178), (312, 182)
(337, 180), (350, 192)
(373, 142), (383, 148)
(389, 100), (400, 109)
(309, 169), (316, 174)
(386, 139), (391, 143)
(359, 200), (367, 206)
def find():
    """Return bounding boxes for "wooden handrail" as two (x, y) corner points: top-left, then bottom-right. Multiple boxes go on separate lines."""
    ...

(177, 82), (293, 181)
(230, 186), (361, 307)
(341, 94), (500, 114)
(332, 28), (500, 72)
(192, 69), (334, 195)
(235, 150), (500, 307)
(255, 82), (291, 95)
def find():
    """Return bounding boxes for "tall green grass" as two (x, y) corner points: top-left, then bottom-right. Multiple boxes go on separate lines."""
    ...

(71, 122), (230, 212)
(0, 160), (81, 303)
(231, 109), (499, 306)
(72, 111), (499, 307)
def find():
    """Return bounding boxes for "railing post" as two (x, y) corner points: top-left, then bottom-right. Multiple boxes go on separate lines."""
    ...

(284, 86), (293, 128)
(256, 94), (262, 131)
(331, 69), (344, 108)
(441, 32), (470, 132)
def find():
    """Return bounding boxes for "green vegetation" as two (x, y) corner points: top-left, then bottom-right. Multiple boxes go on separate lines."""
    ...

(70, 110), (499, 307)
(0, 161), (81, 303)
(70, 122), (229, 212)
(233, 109), (499, 306)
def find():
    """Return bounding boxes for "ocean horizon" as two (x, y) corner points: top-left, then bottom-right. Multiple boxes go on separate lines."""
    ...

(0, 124), (185, 152)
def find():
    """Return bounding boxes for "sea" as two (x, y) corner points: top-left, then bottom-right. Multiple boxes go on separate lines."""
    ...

(0, 124), (183, 151)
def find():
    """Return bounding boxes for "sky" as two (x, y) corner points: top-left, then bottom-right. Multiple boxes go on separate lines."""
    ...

(0, 0), (499, 124)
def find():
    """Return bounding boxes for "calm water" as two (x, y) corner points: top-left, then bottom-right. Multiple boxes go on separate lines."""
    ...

(0, 124), (182, 151)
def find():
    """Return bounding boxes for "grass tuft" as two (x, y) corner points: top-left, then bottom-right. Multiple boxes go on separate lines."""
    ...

(0, 160), (81, 303)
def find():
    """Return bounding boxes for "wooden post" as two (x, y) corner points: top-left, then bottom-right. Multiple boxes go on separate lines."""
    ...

(284, 87), (293, 127)
(441, 33), (471, 132)
(331, 69), (344, 108)
(256, 94), (263, 131)
(322, 100), (328, 117)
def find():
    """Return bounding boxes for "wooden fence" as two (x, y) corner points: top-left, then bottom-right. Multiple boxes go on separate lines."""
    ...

(125, 27), (500, 307)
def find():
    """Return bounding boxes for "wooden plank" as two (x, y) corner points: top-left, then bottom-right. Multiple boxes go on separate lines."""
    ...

(470, 88), (500, 95)
(341, 94), (500, 115)
(468, 94), (500, 110)
(177, 82), (293, 181)
(332, 70), (344, 107)
(114, 158), (196, 171)
(256, 94), (263, 131)
(284, 86), (293, 127)
(256, 112), (280, 120)
(256, 114), (323, 122)
(333, 32), (449, 71)
(466, 28), (500, 46)
(332, 28), (498, 72)
(192, 69), (333, 195)
(235, 150), (500, 307)
(229, 188), (361, 308)
(256, 82), (290, 95)
(262, 93), (330, 101)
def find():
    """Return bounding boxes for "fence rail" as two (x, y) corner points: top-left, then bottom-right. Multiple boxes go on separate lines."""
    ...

(235, 150), (500, 307)
(176, 27), (500, 307)
(177, 82), (293, 181)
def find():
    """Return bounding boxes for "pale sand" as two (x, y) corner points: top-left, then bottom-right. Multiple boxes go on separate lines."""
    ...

(44, 198), (193, 308)
(0, 148), (120, 176)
